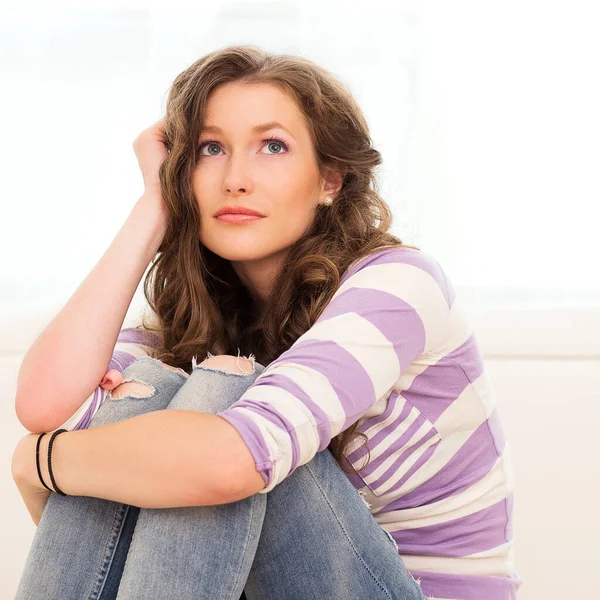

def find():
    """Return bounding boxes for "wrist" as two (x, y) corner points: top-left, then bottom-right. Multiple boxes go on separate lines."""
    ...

(137, 192), (168, 223)
(37, 433), (52, 491)
(131, 196), (168, 246)
(30, 431), (70, 495)
(12, 433), (47, 490)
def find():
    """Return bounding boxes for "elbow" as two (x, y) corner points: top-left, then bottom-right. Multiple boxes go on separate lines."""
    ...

(214, 469), (266, 504)
(217, 449), (268, 503)
(213, 416), (268, 502)
(196, 422), (267, 505)
(15, 369), (102, 434)
(15, 402), (49, 434)
(15, 368), (55, 432)
(192, 449), (266, 505)
(15, 389), (73, 434)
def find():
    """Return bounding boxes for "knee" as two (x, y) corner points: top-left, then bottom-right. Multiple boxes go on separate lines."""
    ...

(110, 381), (154, 400)
(199, 355), (255, 374)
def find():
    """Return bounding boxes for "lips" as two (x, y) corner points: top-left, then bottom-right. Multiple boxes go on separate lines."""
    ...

(216, 213), (264, 223)
(214, 205), (265, 218)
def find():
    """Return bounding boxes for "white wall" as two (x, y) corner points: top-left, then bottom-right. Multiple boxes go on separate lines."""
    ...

(2, 1), (599, 598)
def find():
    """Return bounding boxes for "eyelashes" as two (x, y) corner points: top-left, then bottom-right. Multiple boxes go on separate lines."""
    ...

(197, 136), (289, 156)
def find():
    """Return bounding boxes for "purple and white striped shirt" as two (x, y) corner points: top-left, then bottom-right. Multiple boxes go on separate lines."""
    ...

(58, 247), (522, 600)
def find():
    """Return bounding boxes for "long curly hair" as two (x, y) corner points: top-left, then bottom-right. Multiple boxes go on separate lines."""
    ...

(139, 44), (419, 476)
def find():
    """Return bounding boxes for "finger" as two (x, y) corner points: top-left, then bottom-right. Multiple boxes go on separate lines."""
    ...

(99, 370), (124, 390)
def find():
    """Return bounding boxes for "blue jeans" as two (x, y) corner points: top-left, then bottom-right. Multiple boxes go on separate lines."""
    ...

(15, 356), (426, 600)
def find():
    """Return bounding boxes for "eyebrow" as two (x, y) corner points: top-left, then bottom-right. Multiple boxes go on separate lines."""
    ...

(200, 121), (295, 139)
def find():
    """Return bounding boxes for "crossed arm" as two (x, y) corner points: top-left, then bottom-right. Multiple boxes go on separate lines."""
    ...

(14, 355), (266, 514)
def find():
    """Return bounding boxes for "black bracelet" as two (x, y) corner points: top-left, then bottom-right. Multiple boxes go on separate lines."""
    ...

(35, 433), (53, 492)
(47, 429), (69, 496)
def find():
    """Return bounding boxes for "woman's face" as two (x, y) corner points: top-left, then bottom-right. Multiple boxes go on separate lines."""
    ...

(191, 81), (341, 269)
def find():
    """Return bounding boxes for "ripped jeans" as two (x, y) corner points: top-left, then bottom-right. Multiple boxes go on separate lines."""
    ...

(14, 355), (427, 600)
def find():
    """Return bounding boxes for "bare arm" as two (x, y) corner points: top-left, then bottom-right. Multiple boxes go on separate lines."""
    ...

(23, 408), (267, 508)
(15, 197), (166, 433)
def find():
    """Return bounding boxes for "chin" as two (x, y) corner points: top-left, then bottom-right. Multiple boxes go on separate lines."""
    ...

(202, 240), (271, 262)
(216, 249), (269, 262)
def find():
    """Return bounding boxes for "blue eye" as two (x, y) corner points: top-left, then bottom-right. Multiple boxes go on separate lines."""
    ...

(198, 136), (289, 156)
(262, 136), (289, 154)
(199, 141), (221, 156)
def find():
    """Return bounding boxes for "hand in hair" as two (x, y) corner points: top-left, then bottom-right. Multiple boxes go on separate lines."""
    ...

(132, 117), (170, 224)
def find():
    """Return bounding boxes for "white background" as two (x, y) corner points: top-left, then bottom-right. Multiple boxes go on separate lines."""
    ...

(1, 3), (599, 599)
(2, 0), (599, 316)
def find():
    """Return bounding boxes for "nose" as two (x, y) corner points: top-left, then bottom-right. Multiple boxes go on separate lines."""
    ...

(223, 154), (252, 196)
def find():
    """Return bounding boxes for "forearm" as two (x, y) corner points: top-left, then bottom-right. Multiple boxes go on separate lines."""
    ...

(36, 409), (262, 508)
(16, 197), (167, 433)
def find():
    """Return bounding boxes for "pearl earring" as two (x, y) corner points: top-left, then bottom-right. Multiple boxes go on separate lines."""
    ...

(322, 196), (333, 206)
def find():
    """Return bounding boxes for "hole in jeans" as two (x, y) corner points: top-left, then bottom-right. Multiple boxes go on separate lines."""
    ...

(109, 381), (155, 400)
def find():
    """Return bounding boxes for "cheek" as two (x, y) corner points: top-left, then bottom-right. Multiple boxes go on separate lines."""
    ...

(264, 176), (318, 234)
(271, 201), (317, 242)
(191, 174), (216, 217)
(272, 160), (316, 193)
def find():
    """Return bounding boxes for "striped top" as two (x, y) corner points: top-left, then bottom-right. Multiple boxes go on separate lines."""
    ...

(57, 247), (522, 600)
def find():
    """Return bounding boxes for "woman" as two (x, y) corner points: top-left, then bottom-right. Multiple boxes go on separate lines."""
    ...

(12, 45), (521, 599)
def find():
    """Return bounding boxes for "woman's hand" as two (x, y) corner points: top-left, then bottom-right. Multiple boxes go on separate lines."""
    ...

(99, 369), (124, 391)
(133, 118), (170, 222)
(11, 434), (53, 526)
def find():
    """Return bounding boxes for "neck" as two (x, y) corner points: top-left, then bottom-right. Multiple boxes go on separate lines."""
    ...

(231, 250), (288, 311)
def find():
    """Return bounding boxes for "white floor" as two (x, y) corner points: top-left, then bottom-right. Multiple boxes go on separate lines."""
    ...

(2, 354), (598, 599)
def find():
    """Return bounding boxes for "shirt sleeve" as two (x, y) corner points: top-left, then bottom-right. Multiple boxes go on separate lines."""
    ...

(53, 326), (162, 432)
(216, 248), (453, 493)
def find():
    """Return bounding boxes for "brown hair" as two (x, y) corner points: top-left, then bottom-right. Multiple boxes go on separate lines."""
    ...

(139, 44), (419, 476)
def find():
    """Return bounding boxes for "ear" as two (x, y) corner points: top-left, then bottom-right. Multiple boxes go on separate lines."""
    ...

(321, 165), (345, 200)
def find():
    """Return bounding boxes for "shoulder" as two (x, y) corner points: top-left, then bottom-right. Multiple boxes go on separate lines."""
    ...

(340, 245), (453, 308)
(313, 246), (454, 354)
